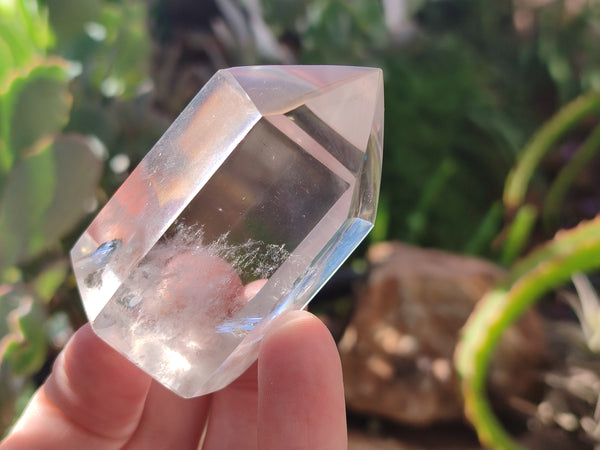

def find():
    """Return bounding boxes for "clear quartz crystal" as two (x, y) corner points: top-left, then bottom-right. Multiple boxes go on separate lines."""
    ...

(71, 65), (384, 397)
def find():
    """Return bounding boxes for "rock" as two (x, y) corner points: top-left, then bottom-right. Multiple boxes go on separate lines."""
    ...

(347, 427), (482, 450)
(348, 431), (411, 450)
(340, 242), (547, 426)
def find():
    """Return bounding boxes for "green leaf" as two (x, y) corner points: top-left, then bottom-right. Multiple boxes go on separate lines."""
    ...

(0, 139), (56, 266)
(0, 35), (14, 84)
(0, 285), (46, 376)
(0, 363), (21, 437)
(41, 134), (103, 242)
(503, 92), (600, 212)
(92, 2), (149, 98)
(32, 259), (69, 302)
(0, 134), (103, 267)
(45, 0), (101, 42)
(456, 215), (600, 449)
(463, 202), (504, 256)
(406, 158), (457, 243)
(0, 0), (52, 71)
(543, 123), (600, 228)
(1, 62), (71, 166)
(500, 204), (538, 266)
(15, 0), (53, 51)
(0, 19), (37, 70)
(0, 285), (21, 338)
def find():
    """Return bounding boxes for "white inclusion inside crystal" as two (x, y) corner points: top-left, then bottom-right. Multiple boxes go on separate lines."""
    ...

(206, 231), (290, 280)
(77, 65), (383, 398)
(92, 224), (292, 391)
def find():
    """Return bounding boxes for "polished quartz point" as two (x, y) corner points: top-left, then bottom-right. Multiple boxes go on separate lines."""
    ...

(71, 65), (384, 397)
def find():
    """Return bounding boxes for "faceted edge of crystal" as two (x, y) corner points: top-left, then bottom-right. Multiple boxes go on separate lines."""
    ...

(185, 66), (385, 397)
(71, 65), (384, 398)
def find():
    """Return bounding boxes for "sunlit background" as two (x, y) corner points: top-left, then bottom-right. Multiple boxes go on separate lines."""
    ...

(1, 0), (600, 448)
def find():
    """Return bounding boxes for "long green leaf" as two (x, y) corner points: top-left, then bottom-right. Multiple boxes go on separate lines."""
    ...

(0, 285), (46, 376)
(500, 204), (538, 266)
(503, 92), (600, 212)
(543, 123), (600, 227)
(456, 215), (600, 449)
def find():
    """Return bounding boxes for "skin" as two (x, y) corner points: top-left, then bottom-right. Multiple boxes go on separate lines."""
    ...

(0, 311), (347, 449)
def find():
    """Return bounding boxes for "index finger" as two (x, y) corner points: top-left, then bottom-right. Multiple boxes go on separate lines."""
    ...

(1, 324), (152, 450)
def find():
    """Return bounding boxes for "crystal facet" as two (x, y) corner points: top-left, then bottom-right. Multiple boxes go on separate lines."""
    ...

(71, 65), (384, 397)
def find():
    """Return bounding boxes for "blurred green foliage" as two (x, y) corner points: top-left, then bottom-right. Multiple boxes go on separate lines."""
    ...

(457, 94), (600, 448)
(0, 0), (156, 435)
(266, 0), (600, 256)
(264, 0), (522, 254)
(0, 0), (599, 444)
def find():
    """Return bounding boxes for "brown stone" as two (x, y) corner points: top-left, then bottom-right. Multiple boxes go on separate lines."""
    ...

(347, 428), (482, 450)
(340, 242), (546, 426)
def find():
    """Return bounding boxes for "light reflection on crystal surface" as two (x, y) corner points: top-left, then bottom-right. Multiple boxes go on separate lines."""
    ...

(71, 65), (383, 397)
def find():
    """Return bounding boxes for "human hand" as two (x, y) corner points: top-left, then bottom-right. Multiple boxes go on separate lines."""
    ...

(0, 311), (346, 449)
